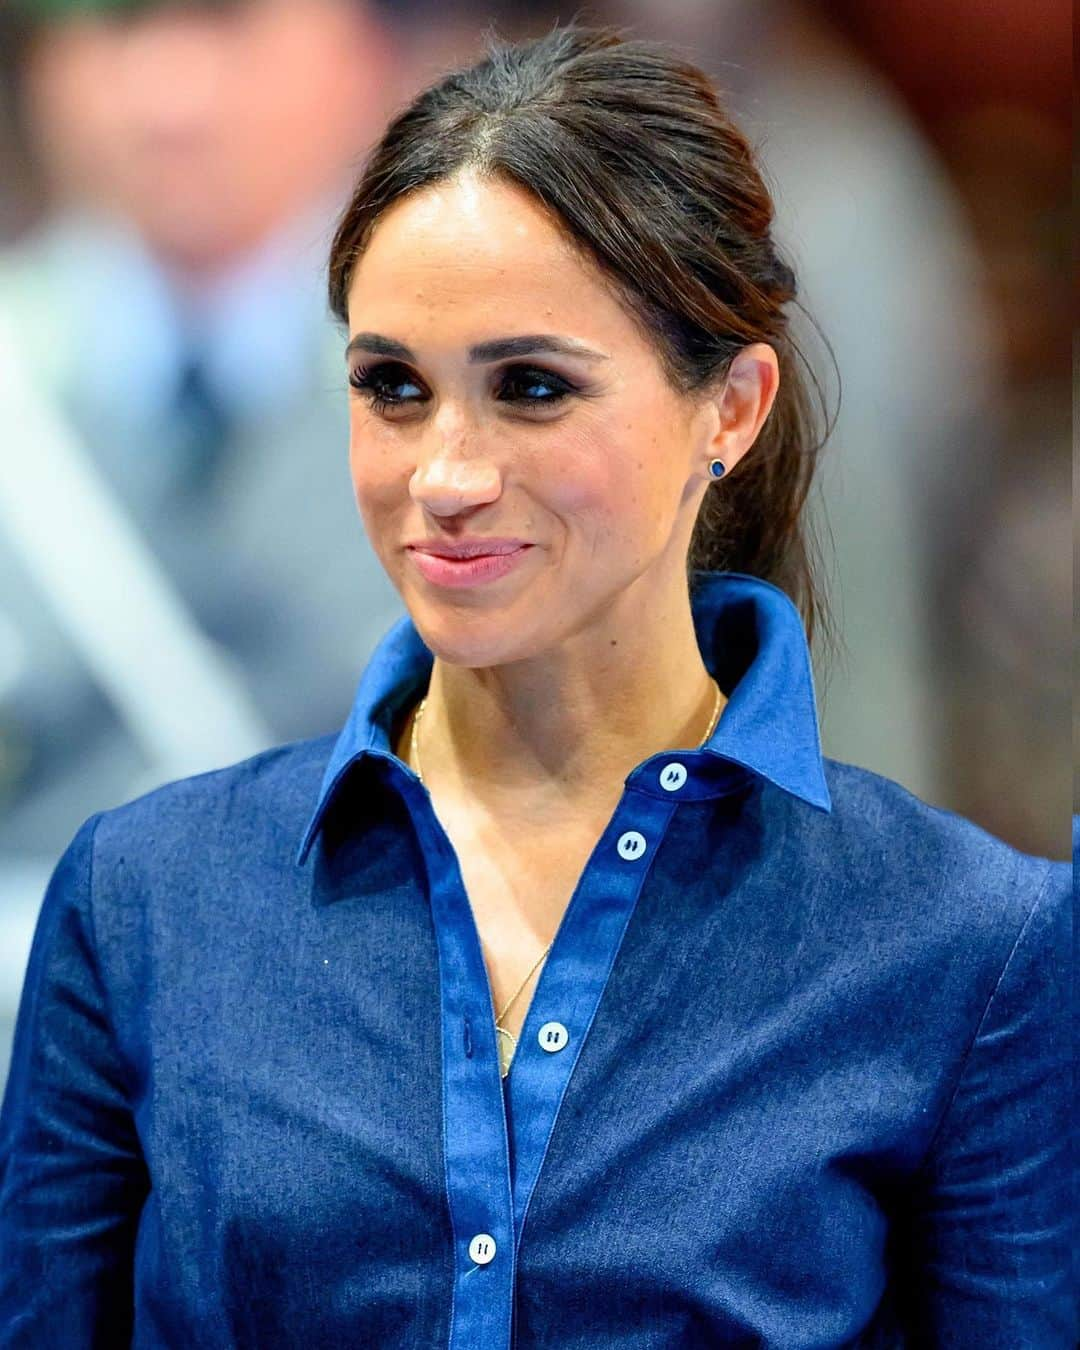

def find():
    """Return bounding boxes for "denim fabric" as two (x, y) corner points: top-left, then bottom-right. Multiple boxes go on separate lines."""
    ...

(0, 571), (1073, 1348)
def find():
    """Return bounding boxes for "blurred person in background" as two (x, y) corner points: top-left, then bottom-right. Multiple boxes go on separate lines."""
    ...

(0, 0), (434, 1080)
(0, 0), (411, 813)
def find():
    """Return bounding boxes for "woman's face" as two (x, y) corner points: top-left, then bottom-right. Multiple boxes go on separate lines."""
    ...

(345, 171), (736, 668)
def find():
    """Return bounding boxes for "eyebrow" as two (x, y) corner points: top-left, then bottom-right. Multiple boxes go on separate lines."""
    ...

(344, 332), (610, 365)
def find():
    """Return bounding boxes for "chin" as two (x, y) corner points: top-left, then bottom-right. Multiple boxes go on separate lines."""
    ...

(405, 593), (546, 669)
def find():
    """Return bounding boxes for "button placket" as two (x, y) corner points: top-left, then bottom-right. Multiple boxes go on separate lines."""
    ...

(422, 789), (516, 1350)
(506, 791), (679, 1253)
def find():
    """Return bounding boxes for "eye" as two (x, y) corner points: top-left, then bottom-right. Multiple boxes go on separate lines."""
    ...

(347, 360), (579, 415)
(496, 365), (577, 407)
(347, 361), (424, 414)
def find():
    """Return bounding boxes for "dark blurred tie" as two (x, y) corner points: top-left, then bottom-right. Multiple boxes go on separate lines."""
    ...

(171, 355), (231, 502)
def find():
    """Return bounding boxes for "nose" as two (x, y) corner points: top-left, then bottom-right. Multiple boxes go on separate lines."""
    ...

(409, 448), (503, 518)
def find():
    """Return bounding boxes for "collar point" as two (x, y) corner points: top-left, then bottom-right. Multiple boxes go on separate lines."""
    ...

(808, 779), (833, 813)
(295, 827), (317, 868)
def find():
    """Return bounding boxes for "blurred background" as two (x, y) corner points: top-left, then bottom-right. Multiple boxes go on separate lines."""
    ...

(0, 0), (1072, 1088)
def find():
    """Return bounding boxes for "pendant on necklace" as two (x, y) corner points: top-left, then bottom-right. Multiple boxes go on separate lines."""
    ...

(496, 1026), (516, 1078)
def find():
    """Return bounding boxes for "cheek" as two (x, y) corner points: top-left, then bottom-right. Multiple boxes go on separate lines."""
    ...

(347, 433), (407, 537)
(348, 415), (399, 491)
(543, 433), (663, 552)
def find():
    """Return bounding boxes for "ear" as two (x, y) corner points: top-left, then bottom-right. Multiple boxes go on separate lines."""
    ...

(707, 343), (780, 476)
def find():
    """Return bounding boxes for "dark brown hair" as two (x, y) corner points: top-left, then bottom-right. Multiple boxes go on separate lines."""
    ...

(327, 19), (839, 656)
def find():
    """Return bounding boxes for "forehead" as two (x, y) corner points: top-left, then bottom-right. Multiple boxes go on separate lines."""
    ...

(346, 173), (622, 331)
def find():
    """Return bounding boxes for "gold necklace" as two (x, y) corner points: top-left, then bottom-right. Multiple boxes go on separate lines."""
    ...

(409, 676), (723, 1078)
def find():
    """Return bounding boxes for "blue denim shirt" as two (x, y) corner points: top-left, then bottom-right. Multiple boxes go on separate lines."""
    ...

(0, 571), (1073, 1348)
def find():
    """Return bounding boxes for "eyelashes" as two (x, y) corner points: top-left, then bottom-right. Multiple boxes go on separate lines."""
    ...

(347, 360), (580, 415)
(347, 362), (421, 415)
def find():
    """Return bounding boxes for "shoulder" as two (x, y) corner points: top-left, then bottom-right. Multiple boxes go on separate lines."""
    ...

(88, 733), (336, 882)
(818, 755), (1055, 884)
(781, 757), (1068, 995)
(60, 736), (336, 1005)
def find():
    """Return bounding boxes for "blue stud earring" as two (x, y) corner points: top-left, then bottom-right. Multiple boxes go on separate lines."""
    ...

(708, 459), (726, 479)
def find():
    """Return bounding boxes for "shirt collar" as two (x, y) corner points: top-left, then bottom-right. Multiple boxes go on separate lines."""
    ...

(296, 570), (831, 865)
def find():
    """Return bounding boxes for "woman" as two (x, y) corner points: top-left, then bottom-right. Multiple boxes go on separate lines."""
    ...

(0, 21), (1072, 1349)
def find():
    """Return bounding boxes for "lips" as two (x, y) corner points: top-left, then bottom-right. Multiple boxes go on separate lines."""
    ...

(408, 540), (530, 560)
(408, 543), (533, 589)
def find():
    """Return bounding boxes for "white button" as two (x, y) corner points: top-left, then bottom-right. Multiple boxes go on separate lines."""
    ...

(538, 1021), (569, 1053)
(659, 762), (687, 792)
(616, 830), (647, 860)
(468, 1233), (497, 1265)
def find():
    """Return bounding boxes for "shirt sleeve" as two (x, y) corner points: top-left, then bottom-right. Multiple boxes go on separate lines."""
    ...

(896, 856), (1076, 1346)
(0, 812), (148, 1347)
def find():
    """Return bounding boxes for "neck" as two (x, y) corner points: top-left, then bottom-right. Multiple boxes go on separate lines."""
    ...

(404, 576), (725, 821)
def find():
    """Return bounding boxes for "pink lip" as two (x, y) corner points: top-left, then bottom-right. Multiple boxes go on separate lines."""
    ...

(407, 538), (528, 559)
(409, 544), (533, 589)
